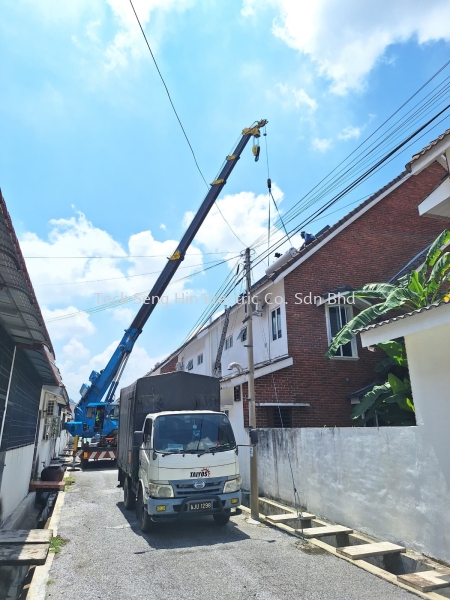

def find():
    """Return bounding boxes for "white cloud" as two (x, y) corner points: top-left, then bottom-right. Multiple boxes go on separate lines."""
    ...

(183, 183), (302, 281)
(103, 0), (194, 72)
(60, 340), (162, 398)
(338, 126), (361, 141)
(242, 0), (450, 94)
(21, 211), (207, 308)
(159, 223), (167, 230)
(270, 83), (317, 112)
(312, 138), (332, 152)
(42, 306), (96, 340)
(62, 338), (91, 363)
(111, 306), (135, 324)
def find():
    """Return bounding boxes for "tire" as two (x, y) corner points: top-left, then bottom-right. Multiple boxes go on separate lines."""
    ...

(123, 477), (135, 510)
(136, 485), (153, 533)
(213, 511), (230, 526)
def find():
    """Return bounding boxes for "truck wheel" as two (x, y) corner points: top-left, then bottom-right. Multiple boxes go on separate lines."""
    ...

(213, 511), (230, 526)
(123, 477), (135, 510)
(136, 485), (152, 533)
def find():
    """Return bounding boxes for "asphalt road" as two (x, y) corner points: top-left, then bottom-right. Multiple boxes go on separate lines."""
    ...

(46, 463), (415, 600)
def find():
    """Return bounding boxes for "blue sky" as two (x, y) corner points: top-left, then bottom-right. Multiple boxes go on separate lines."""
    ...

(1, 0), (450, 398)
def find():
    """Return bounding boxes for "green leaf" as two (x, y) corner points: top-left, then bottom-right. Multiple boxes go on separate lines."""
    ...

(387, 373), (410, 394)
(408, 270), (424, 298)
(351, 383), (391, 419)
(325, 297), (407, 358)
(373, 357), (397, 373)
(426, 252), (450, 301)
(419, 230), (450, 273)
(398, 397), (415, 413)
(376, 341), (407, 367)
(352, 283), (398, 300)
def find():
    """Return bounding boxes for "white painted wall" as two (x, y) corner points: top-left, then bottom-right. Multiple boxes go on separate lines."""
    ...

(162, 279), (289, 379)
(257, 426), (450, 564)
(1, 444), (35, 522)
(220, 385), (250, 489)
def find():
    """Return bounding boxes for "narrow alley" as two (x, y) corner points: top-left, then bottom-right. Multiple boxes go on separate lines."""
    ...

(44, 465), (416, 600)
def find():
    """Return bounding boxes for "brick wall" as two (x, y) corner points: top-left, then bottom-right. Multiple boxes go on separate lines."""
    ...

(251, 162), (448, 427)
(160, 355), (178, 374)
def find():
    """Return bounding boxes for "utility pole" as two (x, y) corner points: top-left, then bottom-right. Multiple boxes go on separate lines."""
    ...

(244, 247), (259, 521)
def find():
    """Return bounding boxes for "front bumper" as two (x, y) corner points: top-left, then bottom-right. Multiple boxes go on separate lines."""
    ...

(147, 490), (242, 521)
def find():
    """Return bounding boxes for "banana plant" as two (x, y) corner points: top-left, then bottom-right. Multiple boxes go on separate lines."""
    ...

(325, 229), (450, 358)
(351, 340), (414, 426)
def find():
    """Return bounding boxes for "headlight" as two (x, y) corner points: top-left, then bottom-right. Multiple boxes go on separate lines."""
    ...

(223, 476), (242, 494)
(148, 483), (174, 498)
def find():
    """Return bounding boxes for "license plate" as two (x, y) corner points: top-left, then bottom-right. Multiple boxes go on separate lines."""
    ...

(189, 501), (212, 511)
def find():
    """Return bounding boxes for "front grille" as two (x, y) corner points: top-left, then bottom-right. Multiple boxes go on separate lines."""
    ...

(171, 478), (225, 498)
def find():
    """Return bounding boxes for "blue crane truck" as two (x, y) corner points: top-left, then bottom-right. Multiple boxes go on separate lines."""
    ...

(64, 118), (267, 467)
(118, 371), (241, 532)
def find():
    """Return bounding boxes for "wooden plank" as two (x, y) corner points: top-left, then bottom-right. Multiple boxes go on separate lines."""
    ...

(266, 512), (315, 523)
(337, 542), (405, 560)
(302, 525), (353, 538)
(0, 544), (48, 565)
(398, 570), (450, 592)
(29, 481), (65, 492)
(0, 529), (53, 544)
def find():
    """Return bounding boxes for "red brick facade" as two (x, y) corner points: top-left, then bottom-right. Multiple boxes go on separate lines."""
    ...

(160, 355), (178, 374)
(248, 162), (448, 428)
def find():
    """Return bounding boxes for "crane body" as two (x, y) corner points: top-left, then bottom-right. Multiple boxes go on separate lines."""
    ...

(65, 120), (267, 461)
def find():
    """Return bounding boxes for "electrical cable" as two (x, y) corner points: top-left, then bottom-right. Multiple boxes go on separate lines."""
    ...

(45, 258), (237, 323)
(248, 105), (450, 273)
(129, 0), (246, 248)
(35, 255), (240, 287)
(249, 61), (450, 250)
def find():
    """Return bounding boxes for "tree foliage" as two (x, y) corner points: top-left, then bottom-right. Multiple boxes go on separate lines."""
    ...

(325, 230), (450, 358)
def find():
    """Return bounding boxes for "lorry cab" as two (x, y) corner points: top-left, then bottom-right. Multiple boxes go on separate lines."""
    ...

(123, 410), (242, 531)
(117, 371), (241, 533)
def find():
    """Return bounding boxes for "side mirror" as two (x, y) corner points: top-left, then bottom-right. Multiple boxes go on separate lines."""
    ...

(249, 429), (258, 445)
(133, 431), (144, 447)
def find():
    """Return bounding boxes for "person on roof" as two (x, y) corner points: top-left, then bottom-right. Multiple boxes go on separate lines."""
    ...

(301, 231), (316, 246)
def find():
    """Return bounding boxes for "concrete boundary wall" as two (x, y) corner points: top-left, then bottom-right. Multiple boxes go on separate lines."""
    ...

(257, 427), (450, 564)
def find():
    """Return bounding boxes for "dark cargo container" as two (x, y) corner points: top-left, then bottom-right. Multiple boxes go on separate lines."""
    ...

(117, 371), (220, 478)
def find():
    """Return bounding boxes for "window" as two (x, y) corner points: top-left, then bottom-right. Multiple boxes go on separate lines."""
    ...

(237, 327), (247, 342)
(186, 359), (193, 371)
(46, 398), (55, 416)
(234, 385), (241, 402)
(197, 353), (203, 365)
(327, 305), (357, 358)
(271, 307), (282, 341)
(144, 418), (152, 445)
(267, 406), (292, 428)
(225, 335), (233, 350)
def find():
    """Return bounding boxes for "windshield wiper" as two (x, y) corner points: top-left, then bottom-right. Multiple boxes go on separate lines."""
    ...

(209, 444), (233, 453)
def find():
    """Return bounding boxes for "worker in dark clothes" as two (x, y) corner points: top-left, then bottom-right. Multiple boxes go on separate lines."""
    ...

(301, 231), (316, 246)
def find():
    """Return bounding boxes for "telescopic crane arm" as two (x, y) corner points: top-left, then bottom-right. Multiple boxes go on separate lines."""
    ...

(77, 119), (268, 410)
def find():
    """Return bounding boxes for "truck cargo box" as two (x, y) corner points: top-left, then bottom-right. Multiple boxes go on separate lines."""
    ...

(117, 371), (220, 477)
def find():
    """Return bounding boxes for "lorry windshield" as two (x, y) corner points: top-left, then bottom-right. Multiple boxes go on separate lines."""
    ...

(153, 413), (236, 453)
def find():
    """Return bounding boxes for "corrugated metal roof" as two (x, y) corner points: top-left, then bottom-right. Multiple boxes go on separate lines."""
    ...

(0, 190), (61, 386)
(354, 299), (450, 334)
(406, 128), (450, 171)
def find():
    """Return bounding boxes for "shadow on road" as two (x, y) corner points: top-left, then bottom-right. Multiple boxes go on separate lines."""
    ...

(116, 501), (251, 550)
(77, 459), (118, 472)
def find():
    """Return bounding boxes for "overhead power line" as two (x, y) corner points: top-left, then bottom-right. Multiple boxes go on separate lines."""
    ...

(128, 0), (245, 248)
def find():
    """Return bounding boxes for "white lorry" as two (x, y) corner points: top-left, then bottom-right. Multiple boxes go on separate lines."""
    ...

(117, 372), (242, 532)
